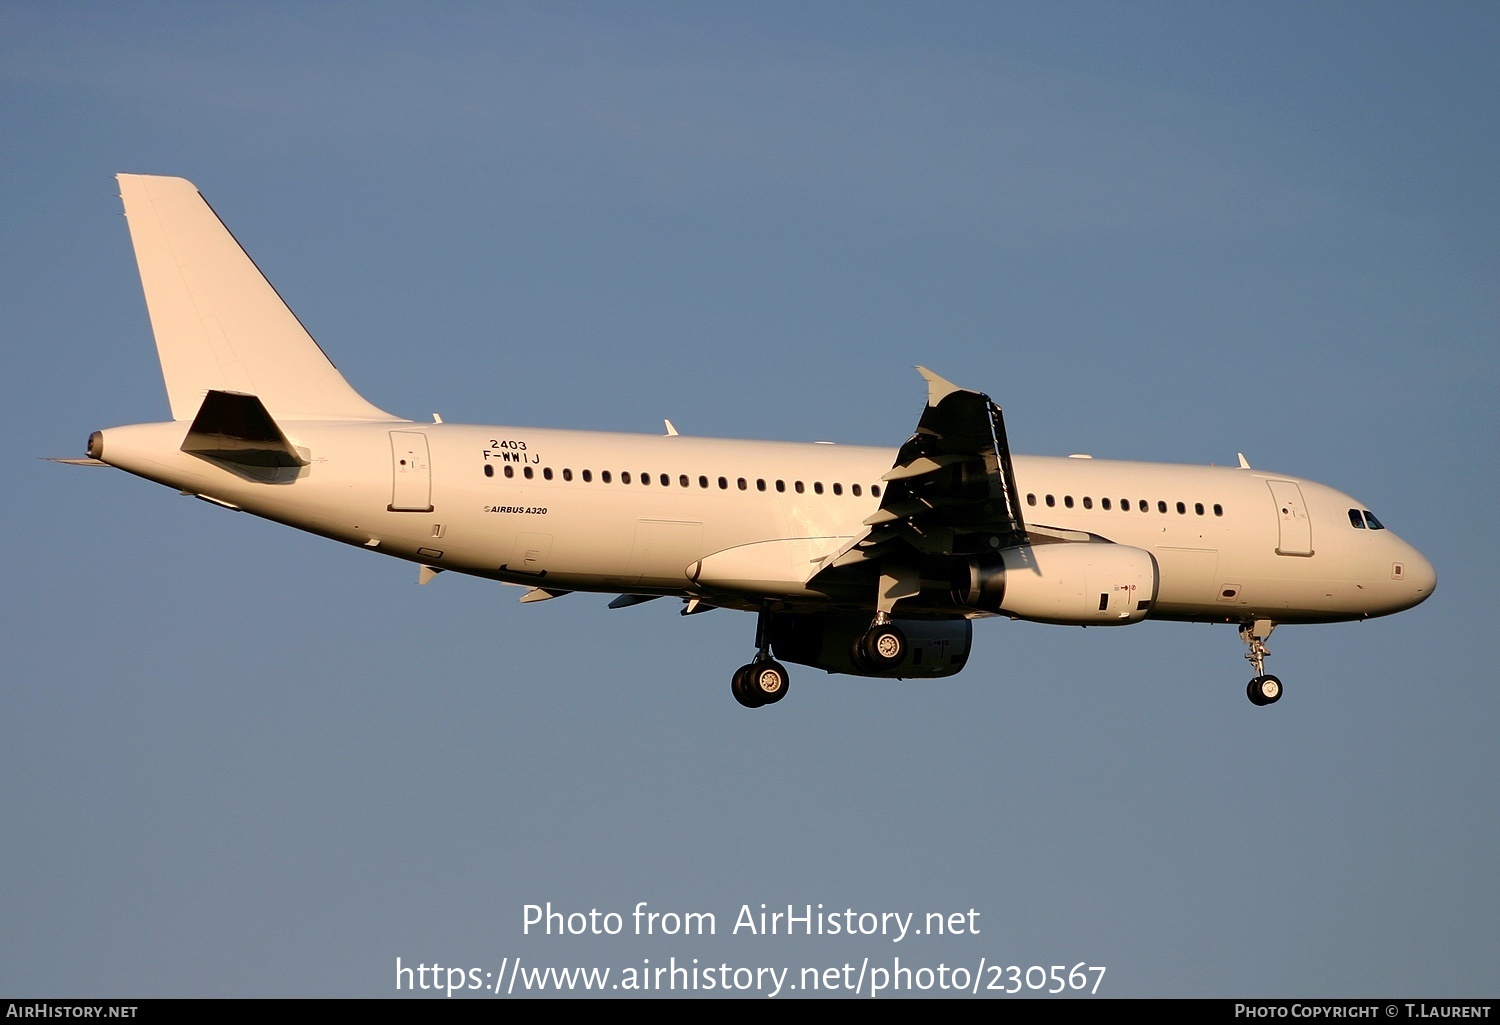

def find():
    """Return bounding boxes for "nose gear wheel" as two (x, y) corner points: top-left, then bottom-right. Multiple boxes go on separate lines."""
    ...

(1240, 620), (1283, 706)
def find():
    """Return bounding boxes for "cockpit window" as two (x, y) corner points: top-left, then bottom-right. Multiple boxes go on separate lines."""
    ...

(1348, 508), (1366, 529)
(1363, 510), (1385, 530)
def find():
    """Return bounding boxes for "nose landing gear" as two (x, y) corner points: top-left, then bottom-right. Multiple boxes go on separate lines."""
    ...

(1240, 619), (1282, 706)
(1247, 673), (1282, 706)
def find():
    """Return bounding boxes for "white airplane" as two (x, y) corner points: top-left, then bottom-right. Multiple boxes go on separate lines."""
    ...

(75, 174), (1436, 709)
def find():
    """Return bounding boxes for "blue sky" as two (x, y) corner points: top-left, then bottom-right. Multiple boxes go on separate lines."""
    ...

(3, 1), (1495, 997)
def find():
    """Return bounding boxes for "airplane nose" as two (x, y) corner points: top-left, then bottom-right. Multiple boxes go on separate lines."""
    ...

(1403, 547), (1437, 606)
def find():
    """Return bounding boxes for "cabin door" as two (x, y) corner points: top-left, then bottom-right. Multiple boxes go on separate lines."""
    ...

(389, 431), (434, 512)
(1267, 480), (1312, 556)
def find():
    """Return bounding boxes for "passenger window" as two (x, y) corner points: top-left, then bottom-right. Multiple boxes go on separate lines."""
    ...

(795, 481), (805, 494)
(1213, 504), (1223, 516)
(871, 485), (881, 497)
(852, 483), (862, 497)
(1157, 500), (1167, 513)
(622, 471), (631, 484)
(1082, 496), (1092, 509)
(737, 478), (747, 491)
(1195, 502), (1204, 515)
(543, 467), (553, 481)
(582, 469), (593, 483)
(484, 464), (494, 478)
(663, 474), (671, 487)
(601, 470), (612, 484)
(1175, 501), (1185, 514)
(1045, 494), (1055, 507)
(1027, 493), (1037, 506)
(833, 483), (843, 495)
(504, 465), (514, 478)
(718, 477), (728, 490)
(1064, 495), (1074, 509)
(1139, 500), (1148, 512)
(776, 480), (786, 493)
(699, 475), (708, 488)
(814, 482), (824, 495)
(523, 466), (534, 480)
(640, 472), (650, 486)
(1102, 498), (1111, 510)
(563, 468), (573, 481)
(756, 479), (766, 492)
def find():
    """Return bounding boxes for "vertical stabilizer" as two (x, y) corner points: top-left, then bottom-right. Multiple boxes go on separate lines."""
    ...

(117, 174), (400, 422)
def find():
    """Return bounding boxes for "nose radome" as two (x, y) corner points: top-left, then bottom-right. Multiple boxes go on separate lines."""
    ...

(1398, 545), (1437, 607)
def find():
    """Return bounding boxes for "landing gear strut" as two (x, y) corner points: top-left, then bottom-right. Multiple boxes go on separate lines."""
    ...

(1240, 619), (1282, 706)
(731, 607), (789, 708)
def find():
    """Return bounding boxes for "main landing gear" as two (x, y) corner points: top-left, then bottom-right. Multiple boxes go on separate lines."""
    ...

(732, 660), (789, 708)
(731, 607), (789, 708)
(850, 614), (908, 674)
(730, 606), (912, 708)
(1240, 619), (1283, 707)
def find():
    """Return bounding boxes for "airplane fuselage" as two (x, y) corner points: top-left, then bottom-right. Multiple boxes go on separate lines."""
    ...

(93, 418), (1434, 627)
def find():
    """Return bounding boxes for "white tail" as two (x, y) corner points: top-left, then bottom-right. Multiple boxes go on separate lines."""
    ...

(117, 174), (400, 422)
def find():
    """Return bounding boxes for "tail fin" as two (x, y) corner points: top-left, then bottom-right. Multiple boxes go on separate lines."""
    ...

(117, 174), (400, 422)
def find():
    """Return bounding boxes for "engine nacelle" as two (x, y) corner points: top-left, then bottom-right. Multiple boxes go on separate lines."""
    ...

(768, 613), (972, 679)
(950, 543), (1158, 625)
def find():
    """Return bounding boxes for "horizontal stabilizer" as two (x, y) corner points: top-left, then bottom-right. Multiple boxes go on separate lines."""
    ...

(181, 390), (308, 468)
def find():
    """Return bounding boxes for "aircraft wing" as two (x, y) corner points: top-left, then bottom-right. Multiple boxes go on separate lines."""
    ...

(817, 367), (1029, 573)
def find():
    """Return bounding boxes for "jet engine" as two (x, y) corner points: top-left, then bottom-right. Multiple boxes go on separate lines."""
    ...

(949, 543), (1158, 625)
